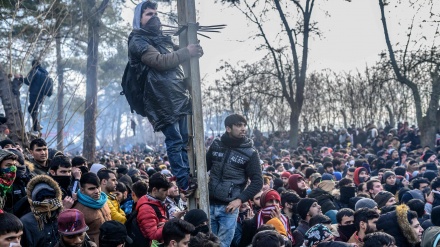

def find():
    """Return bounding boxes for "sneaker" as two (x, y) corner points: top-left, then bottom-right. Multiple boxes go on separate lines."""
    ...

(180, 178), (198, 196)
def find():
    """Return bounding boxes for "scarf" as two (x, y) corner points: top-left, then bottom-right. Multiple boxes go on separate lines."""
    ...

(256, 205), (292, 240)
(0, 166), (16, 195)
(77, 190), (107, 209)
(28, 198), (62, 230)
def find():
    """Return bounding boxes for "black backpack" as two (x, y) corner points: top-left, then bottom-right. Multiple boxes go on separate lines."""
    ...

(38, 67), (53, 97)
(125, 203), (166, 247)
(120, 62), (148, 117)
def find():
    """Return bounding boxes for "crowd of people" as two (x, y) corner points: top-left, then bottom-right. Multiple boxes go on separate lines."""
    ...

(2, 0), (440, 245)
(0, 110), (439, 247)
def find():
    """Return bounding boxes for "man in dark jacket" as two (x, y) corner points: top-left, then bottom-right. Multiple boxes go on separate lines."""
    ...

(20, 175), (63, 247)
(127, 1), (203, 195)
(206, 114), (263, 247)
(20, 59), (51, 134)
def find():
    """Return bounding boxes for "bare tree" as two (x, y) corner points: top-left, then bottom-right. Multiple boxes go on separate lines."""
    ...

(378, 0), (440, 148)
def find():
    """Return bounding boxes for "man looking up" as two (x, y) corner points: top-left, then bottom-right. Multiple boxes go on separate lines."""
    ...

(206, 114), (263, 247)
(127, 1), (203, 195)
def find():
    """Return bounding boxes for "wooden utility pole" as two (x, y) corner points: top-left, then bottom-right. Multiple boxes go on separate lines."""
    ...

(177, 0), (209, 213)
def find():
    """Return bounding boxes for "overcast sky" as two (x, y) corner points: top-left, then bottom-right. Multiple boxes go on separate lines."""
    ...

(122, 0), (437, 81)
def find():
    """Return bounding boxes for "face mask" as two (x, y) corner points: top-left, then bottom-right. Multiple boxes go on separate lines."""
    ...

(144, 16), (161, 35)
(0, 166), (17, 187)
(193, 225), (210, 235)
(79, 166), (89, 174)
(359, 176), (367, 183)
(52, 175), (72, 189)
(15, 165), (27, 178)
(338, 224), (356, 239)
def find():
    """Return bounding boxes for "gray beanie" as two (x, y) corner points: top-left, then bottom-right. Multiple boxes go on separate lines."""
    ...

(355, 198), (378, 211)
(31, 183), (55, 201)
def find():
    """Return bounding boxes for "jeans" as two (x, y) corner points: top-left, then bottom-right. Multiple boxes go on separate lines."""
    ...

(161, 116), (189, 189)
(210, 204), (239, 247)
(28, 94), (44, 131)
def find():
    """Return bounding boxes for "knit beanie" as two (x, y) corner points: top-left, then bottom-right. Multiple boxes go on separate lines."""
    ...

(31, 183), (56, 201)
(297, 198), (317, 220)
(374, 191), (394, 209)
(382, 171), (395, 184)
(423, 170), (437, 182)
(423, 150), (435, 162)
(90, 164), (106, 174)
(304, 224), (333, 247)
(431, 206), (440, 226)
(281, 171), (291, 179)
(321, 173), (333, 181)
(184, 209), (208, 227)
(355, 198), (378, 211)
(7, 149), (24, 166)
(260, 189), (281, 208)
(266, 217), (287, 237)
(333, 172), (342, 181)
(0, 139), (14, 149)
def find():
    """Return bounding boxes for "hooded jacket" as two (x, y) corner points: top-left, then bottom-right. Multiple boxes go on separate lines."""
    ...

(20, 175), (62, 247)
(308, 187), (338, 214)
(136, 194), (168, 244)
(353, 167), (367, 186)
(207, 133), (263, 204)
(125, 2), (192, 131)
(288, 174), (307, 198)
(376, 204), (420, 247)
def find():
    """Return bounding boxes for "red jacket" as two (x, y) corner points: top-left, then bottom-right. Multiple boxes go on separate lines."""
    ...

(136, 195), (168, 243)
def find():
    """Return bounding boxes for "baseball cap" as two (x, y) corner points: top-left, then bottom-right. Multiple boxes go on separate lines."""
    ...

(57, 209), (89, 235)
(99, 220), (133, 244)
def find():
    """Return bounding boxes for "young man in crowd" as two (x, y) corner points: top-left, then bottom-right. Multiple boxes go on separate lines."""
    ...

(348, 208), (380, 247)
(73, 173), (111, 245)
(0, 212), (23, 247)
(55, 209), (96, 247)
(206, 114), (262, 247)
(97, 170), (126, 224)
(292, 198), (321, 247)
(29, 138), (50, 175)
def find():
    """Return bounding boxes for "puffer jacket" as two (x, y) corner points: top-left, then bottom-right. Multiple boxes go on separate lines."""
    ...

(206, 133), (263, 204)
(136, 194), (168, 244)
(127, 28), (191, 131)
(106, 193), (126, 224)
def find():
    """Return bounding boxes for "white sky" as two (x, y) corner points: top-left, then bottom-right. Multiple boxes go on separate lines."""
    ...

(122, 0), (437, 81)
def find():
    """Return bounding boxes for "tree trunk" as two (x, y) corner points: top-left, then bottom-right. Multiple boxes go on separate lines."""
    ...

(385, 105), (395, 128)
(420, 70), (440, 150)
(56, 34), (65, 151)
(289, 110), (300, 148)
(82, 0), (110, 162)
(0, 65), (27, 147)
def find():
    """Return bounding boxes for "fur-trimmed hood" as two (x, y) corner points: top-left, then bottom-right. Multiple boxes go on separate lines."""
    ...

(26, 175), (62, 202)
(377, 204), (419, 247)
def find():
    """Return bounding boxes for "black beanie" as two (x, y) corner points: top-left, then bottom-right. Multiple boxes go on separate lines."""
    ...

(423, 150), (435, 162)
(431, 206), (440, 226)
(296, 198), (317, 220)
(374, 191), (394, 209)
(184, 209), (208, 227)
(0, 139), (14, 149)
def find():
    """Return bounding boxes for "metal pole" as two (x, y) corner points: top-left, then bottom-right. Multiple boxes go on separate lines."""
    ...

(177, 0), (210, 213)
